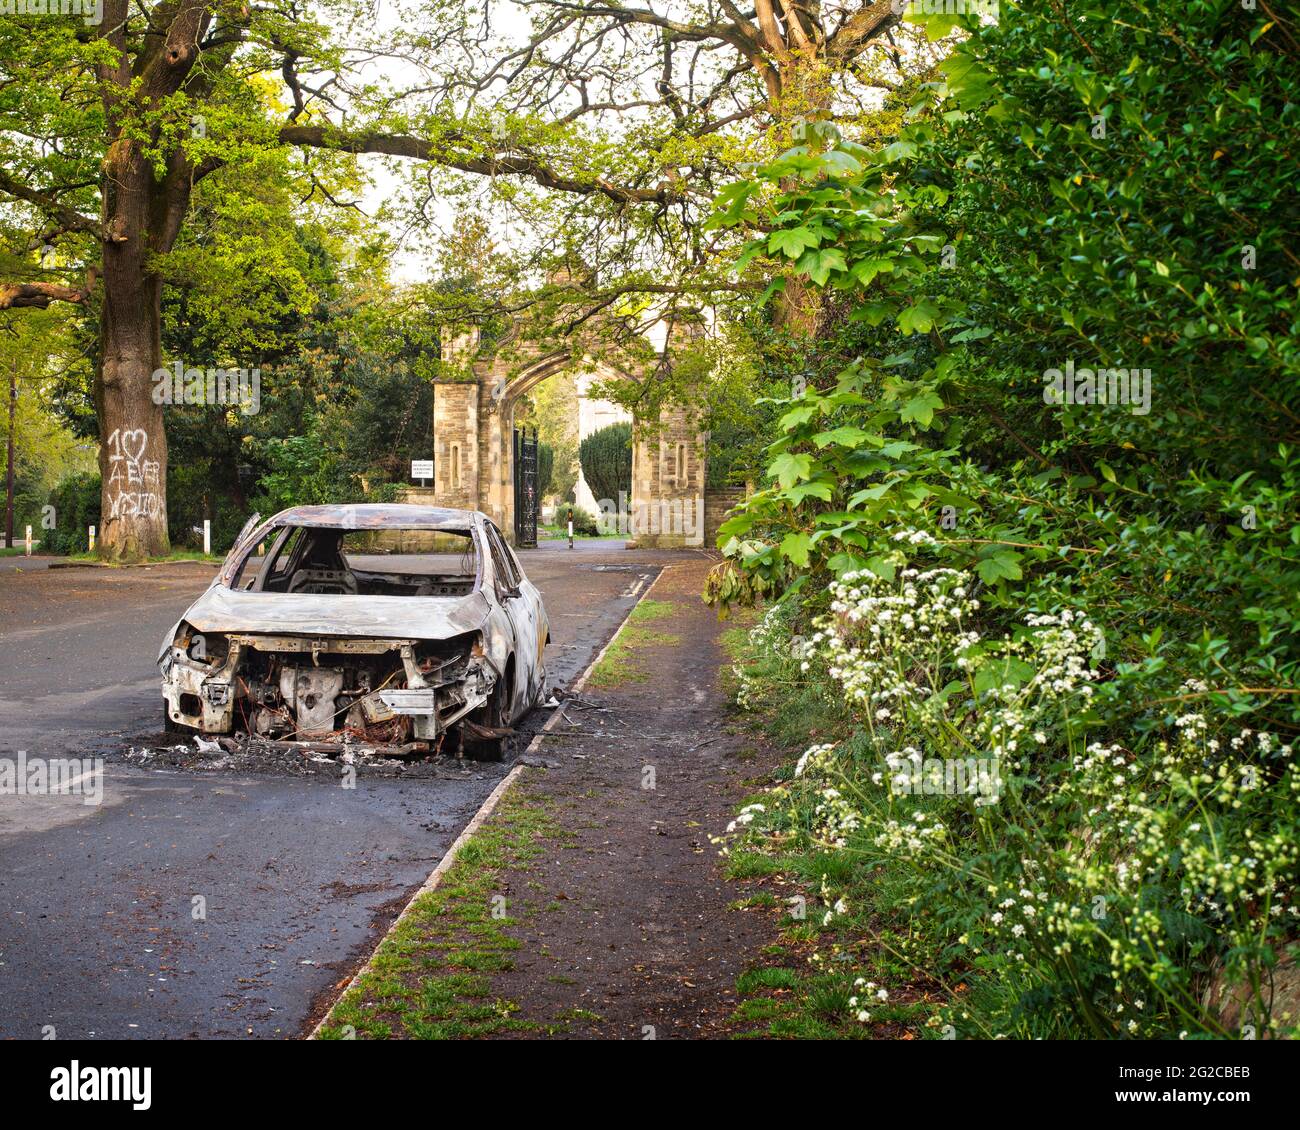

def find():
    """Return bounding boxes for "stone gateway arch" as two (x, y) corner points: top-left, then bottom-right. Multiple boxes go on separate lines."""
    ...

(421, 326), (707, 548)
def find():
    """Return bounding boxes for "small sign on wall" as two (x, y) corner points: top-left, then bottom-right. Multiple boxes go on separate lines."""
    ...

(411, 459), (433, 485)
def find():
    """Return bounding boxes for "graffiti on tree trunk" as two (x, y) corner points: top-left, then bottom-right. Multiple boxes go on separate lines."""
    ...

(106, 427), (162, 520)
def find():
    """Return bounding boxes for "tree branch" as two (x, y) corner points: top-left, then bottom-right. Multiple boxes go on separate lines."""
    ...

(826, 0), (899, 62)
(0, 269), (98, 311)
(0, 170), (106, 240)
(277, 124), (687, 206)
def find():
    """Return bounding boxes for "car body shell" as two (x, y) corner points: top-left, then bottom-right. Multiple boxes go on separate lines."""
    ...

(158, 504), (548, 744)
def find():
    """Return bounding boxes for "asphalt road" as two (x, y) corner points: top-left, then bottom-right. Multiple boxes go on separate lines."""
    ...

(0, 554), (59, 573)
(0, 540), (680, 1038)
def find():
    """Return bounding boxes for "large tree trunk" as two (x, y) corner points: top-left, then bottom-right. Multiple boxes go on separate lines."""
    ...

(771, 56), (832, 338)
(774, 273), (823, 336)
(95, 140), (170, 560)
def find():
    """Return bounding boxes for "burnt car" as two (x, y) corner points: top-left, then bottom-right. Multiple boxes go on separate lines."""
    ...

(159, 504), (548, 759)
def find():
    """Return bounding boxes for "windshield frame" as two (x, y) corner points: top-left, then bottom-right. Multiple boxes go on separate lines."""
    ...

(220, 517), (486, 596)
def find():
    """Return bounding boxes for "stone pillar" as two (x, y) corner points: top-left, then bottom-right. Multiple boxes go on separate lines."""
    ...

(478, 367), (514, 537)
(627, 404), (705, 549)
(432, 382), (479, 510)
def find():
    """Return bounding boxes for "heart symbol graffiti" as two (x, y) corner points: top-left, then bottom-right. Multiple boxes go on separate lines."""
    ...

(117, 428), (148, 463)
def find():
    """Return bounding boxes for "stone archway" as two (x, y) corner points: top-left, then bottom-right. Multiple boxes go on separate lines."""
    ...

(424, 326), (706, 548)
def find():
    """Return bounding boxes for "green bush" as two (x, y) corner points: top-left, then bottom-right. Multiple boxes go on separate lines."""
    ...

(554, 502), (600, 536)
(42, 472), (101, 555)
(537, 442), (554, 497)
(246, 431), (358, 516)
(708, 2), (1300, 1040)
(578, 422), (631, 505)
(728, 595), (1299, 1039)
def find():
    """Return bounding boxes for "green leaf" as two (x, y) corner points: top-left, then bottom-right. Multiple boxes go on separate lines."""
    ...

(851, 257), (895, 286)
(732, 241), (765, 274)
(897, 298), (941, 335)
(975, 550), (1023, 584)
(899, 391), (944, 427)
(716, 511), (757, 540)
(849, 301), (897, 325)
(865, 555), (897, 582)
(812, 425), (873, 449)
(973, 658), (1037, 696)
(882, 139), (919, 163)
(939, 51), (996, 108)
(783, 481), (835, 504)
(827, 552), (871, 577)
(757, 276), (787, 307)
(768, 227), (820, 258)
(768, 452), (813, 488)
(709, 182), (755, 227)
(950, 325), (992, 342)
(778, 402), (819, 431)
(802, 246), (847, 285)
(821, 149), (862, 177)
(913, 10), (962, 40)
(780, 532), (812, 566)
(848, 482), (894, 507)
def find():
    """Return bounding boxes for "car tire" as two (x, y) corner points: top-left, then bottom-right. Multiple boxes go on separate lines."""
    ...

(163, 704), (188, 735)
(464, 668), (513, 762)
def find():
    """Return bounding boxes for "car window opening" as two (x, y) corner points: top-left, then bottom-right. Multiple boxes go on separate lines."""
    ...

(231, 526), (480, 596)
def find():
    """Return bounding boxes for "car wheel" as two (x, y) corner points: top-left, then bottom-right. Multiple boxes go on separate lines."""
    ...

(463, 667), (514, 762)
(163, 704), (189, 735)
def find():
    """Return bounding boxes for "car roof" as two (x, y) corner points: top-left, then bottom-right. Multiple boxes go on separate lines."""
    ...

(268, 504), (489, 531)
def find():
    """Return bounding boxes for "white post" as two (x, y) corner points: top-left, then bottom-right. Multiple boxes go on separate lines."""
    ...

(568, 518), (574, 550)
(203, 519), (211, 556)
(25, 524), (32, 556)
(88, 525), (96, 552)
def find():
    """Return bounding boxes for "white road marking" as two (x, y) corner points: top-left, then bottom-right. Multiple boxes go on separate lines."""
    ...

(623, 574), (649, 599)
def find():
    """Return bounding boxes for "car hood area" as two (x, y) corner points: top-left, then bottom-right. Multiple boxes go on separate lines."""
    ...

(175, 584), (493, 645)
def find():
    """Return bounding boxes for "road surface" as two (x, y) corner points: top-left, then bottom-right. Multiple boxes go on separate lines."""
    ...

(0, 541), (683, 1038)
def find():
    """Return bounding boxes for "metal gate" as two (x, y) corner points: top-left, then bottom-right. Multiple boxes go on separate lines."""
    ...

(513, 426), (538, 548)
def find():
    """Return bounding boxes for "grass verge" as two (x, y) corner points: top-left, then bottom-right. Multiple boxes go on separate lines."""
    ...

(587, 597), (678, 688)
(62, 549), (221, 566)
(316, 777), (585, 1039)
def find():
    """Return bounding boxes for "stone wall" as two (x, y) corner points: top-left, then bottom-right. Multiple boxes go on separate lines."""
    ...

(627, 404), (705, 549)
(704, 485), (747, 547)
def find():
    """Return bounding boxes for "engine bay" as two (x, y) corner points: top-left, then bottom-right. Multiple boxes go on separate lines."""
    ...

(161, 626), (496, 754)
